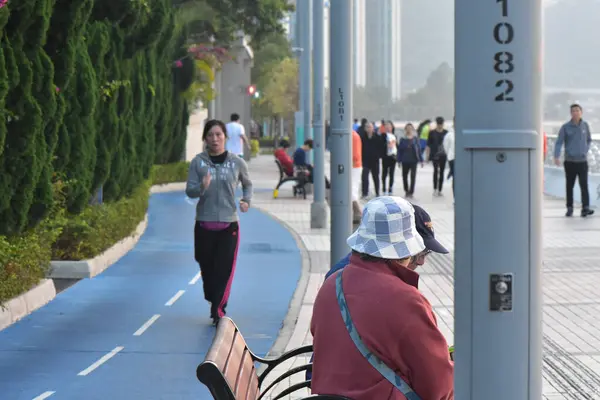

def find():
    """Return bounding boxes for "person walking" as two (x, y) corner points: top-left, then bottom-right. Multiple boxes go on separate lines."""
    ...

(444, 118), (456, 200)
(360, 122), (385, 198)
(352, 129), (363, 222)
(225, 113), (249, 158)
(426, 116), (448, 196)
(397, 123), (423, 198)
(554, 103), (595, 217)
(381, 121), (398, 195)
(186, 119), (253, 325)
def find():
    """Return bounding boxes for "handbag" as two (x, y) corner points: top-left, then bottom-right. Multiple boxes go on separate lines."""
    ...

(336, 271), (422, 400)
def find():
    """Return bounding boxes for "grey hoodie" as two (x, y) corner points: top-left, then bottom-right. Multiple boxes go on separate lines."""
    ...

(185, 151), (253, 222)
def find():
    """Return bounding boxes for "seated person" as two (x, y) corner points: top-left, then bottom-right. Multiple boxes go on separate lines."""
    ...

(293, 139), (331, 189)
(310, 197), (454, 400)
(274, 139), (294, 176)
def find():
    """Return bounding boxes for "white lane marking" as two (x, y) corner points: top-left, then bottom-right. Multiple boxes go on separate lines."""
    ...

(188, 272), (201, 285)
(165, 290), (185, 306)
(32, 392), (55, 400)
(77, 346), (124, 376)
(133, 314), (161, 336)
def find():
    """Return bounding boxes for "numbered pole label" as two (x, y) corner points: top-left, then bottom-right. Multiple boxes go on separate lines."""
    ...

(494, 0), (515, 102)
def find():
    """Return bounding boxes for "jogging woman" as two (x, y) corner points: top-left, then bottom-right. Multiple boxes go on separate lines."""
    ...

(186, 119), (253, 325)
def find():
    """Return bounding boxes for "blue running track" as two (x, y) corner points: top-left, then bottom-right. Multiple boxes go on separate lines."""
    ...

(0, 191), (302, 399)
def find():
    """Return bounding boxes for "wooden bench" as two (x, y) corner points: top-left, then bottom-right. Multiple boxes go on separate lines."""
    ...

(273, 159), (308, 200)
(197, 317), (352, 400)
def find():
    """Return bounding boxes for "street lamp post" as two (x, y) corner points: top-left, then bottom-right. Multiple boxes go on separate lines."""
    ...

(328, 0), (353, 265)
(454, 0), (543, 398)
(311, 0), (328, 229)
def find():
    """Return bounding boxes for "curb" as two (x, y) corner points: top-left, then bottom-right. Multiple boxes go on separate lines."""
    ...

(0, 279), (56, 331)
(1, 182), (188, 332)
(150, 182), (186, 194)
(47, 214), (149, 279)
(47, 182), (187, 280)
(252, 206), (312, 370)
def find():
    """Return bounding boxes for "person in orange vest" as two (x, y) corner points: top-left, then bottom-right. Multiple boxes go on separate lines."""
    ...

(352, 130), (363, 222)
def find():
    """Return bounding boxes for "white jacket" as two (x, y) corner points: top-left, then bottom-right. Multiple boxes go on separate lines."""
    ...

(443, 130), (455, 161)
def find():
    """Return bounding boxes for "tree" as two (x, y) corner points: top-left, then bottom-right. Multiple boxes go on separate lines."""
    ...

(172, 0), (293, 46)
(251, 31), (292, 121)
(259, 57), (298, 122)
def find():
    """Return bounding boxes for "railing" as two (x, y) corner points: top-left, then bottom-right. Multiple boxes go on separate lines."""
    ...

(544, 135), (600, 174)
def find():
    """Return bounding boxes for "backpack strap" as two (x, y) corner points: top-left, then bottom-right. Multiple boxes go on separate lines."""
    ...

(335, 271), (422, 400)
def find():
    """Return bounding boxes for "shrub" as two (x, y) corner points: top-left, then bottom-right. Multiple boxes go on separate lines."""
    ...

(257, 137), (277, 148)
(0, 180), (67, 306)
(250, 139), (260, 157)
(51, 180), (150, 261)
(151, 162), (190, 185)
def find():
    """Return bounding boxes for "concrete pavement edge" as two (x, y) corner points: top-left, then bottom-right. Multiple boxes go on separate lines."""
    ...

(252, 206), (311, 370)
(0, 279), (57, 331)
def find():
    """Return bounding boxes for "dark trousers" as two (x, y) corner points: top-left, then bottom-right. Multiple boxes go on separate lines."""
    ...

(433, 156), (447, 191)
(381, 156), (397, 192)
(305, 164), (331, 189)
(564, 161), (589, 208)
(402, 162), (418, 194)
(194, 221), (240, 319)
(362, 162), (380, 197)
(448, 159), (455, 197)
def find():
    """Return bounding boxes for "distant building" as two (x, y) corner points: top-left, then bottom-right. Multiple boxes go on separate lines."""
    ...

(364, 0), (402, 100)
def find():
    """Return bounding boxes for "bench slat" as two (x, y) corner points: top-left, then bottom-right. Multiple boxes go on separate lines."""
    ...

(233, 348), (255, 399)
(223, 331), (247, 394)
(206, 319), (237, 370)
(246, 368), (259, 400)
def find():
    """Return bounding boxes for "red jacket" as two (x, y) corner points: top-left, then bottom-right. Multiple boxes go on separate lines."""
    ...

(274, 148), (293, 176)
(310, 254), (454, 400)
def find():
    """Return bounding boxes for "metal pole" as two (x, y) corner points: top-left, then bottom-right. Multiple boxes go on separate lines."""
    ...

(329, 0), (353, 266)
(298, 0), (313, 155)
(454, 0), (543, 398)
(303, 0), (314, 164)
(311, 0), (328, 229)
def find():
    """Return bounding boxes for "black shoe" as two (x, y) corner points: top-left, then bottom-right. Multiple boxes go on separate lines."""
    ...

(582, 208), (595, 217)
(566, 207), (573, 217)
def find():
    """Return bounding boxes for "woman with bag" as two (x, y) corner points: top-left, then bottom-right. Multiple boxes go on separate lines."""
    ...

(397, 123), (423, 198)
(381, 121), (398, 195)
(310, 197), (454, 400)
(186, 119), (253, 326)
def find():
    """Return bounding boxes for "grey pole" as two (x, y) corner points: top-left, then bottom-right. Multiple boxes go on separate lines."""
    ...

(298, 0), (313, 159)
(296, 4), (306, 147)
(454, 0), (543, 398)
(329, 0), (353, 266)
(311, 0), (328, 229)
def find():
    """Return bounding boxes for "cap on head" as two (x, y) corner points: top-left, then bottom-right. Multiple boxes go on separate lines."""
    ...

(412, 204), (449, 254)
(347, 197), (425, 259)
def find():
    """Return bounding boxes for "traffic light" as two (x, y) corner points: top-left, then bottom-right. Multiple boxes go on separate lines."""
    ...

(246, 85), (256, 96)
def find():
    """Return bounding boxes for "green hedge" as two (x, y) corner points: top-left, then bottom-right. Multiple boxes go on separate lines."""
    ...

(151, 161), (190, 185)
(0, 161), (197, 305)
(0, 1), (189, 236)
(52, 180), (150, 261)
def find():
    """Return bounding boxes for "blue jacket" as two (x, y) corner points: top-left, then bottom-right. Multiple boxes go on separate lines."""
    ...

(554, 120), (592, 162)
(397, 137), (423, 164)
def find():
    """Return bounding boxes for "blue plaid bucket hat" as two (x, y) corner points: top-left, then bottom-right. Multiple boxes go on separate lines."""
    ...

(347, 196), (425, 259)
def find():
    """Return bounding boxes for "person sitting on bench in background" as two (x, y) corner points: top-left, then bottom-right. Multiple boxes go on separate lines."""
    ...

(274, 139), (294, 176)
(293, 139), (331, 189)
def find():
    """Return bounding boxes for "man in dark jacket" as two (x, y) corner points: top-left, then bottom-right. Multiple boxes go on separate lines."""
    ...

(359, 122), (386, 197)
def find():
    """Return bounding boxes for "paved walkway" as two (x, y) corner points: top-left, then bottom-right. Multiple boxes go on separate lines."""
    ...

(247, 154), (600, 400)
(0, 191), (302, 399)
